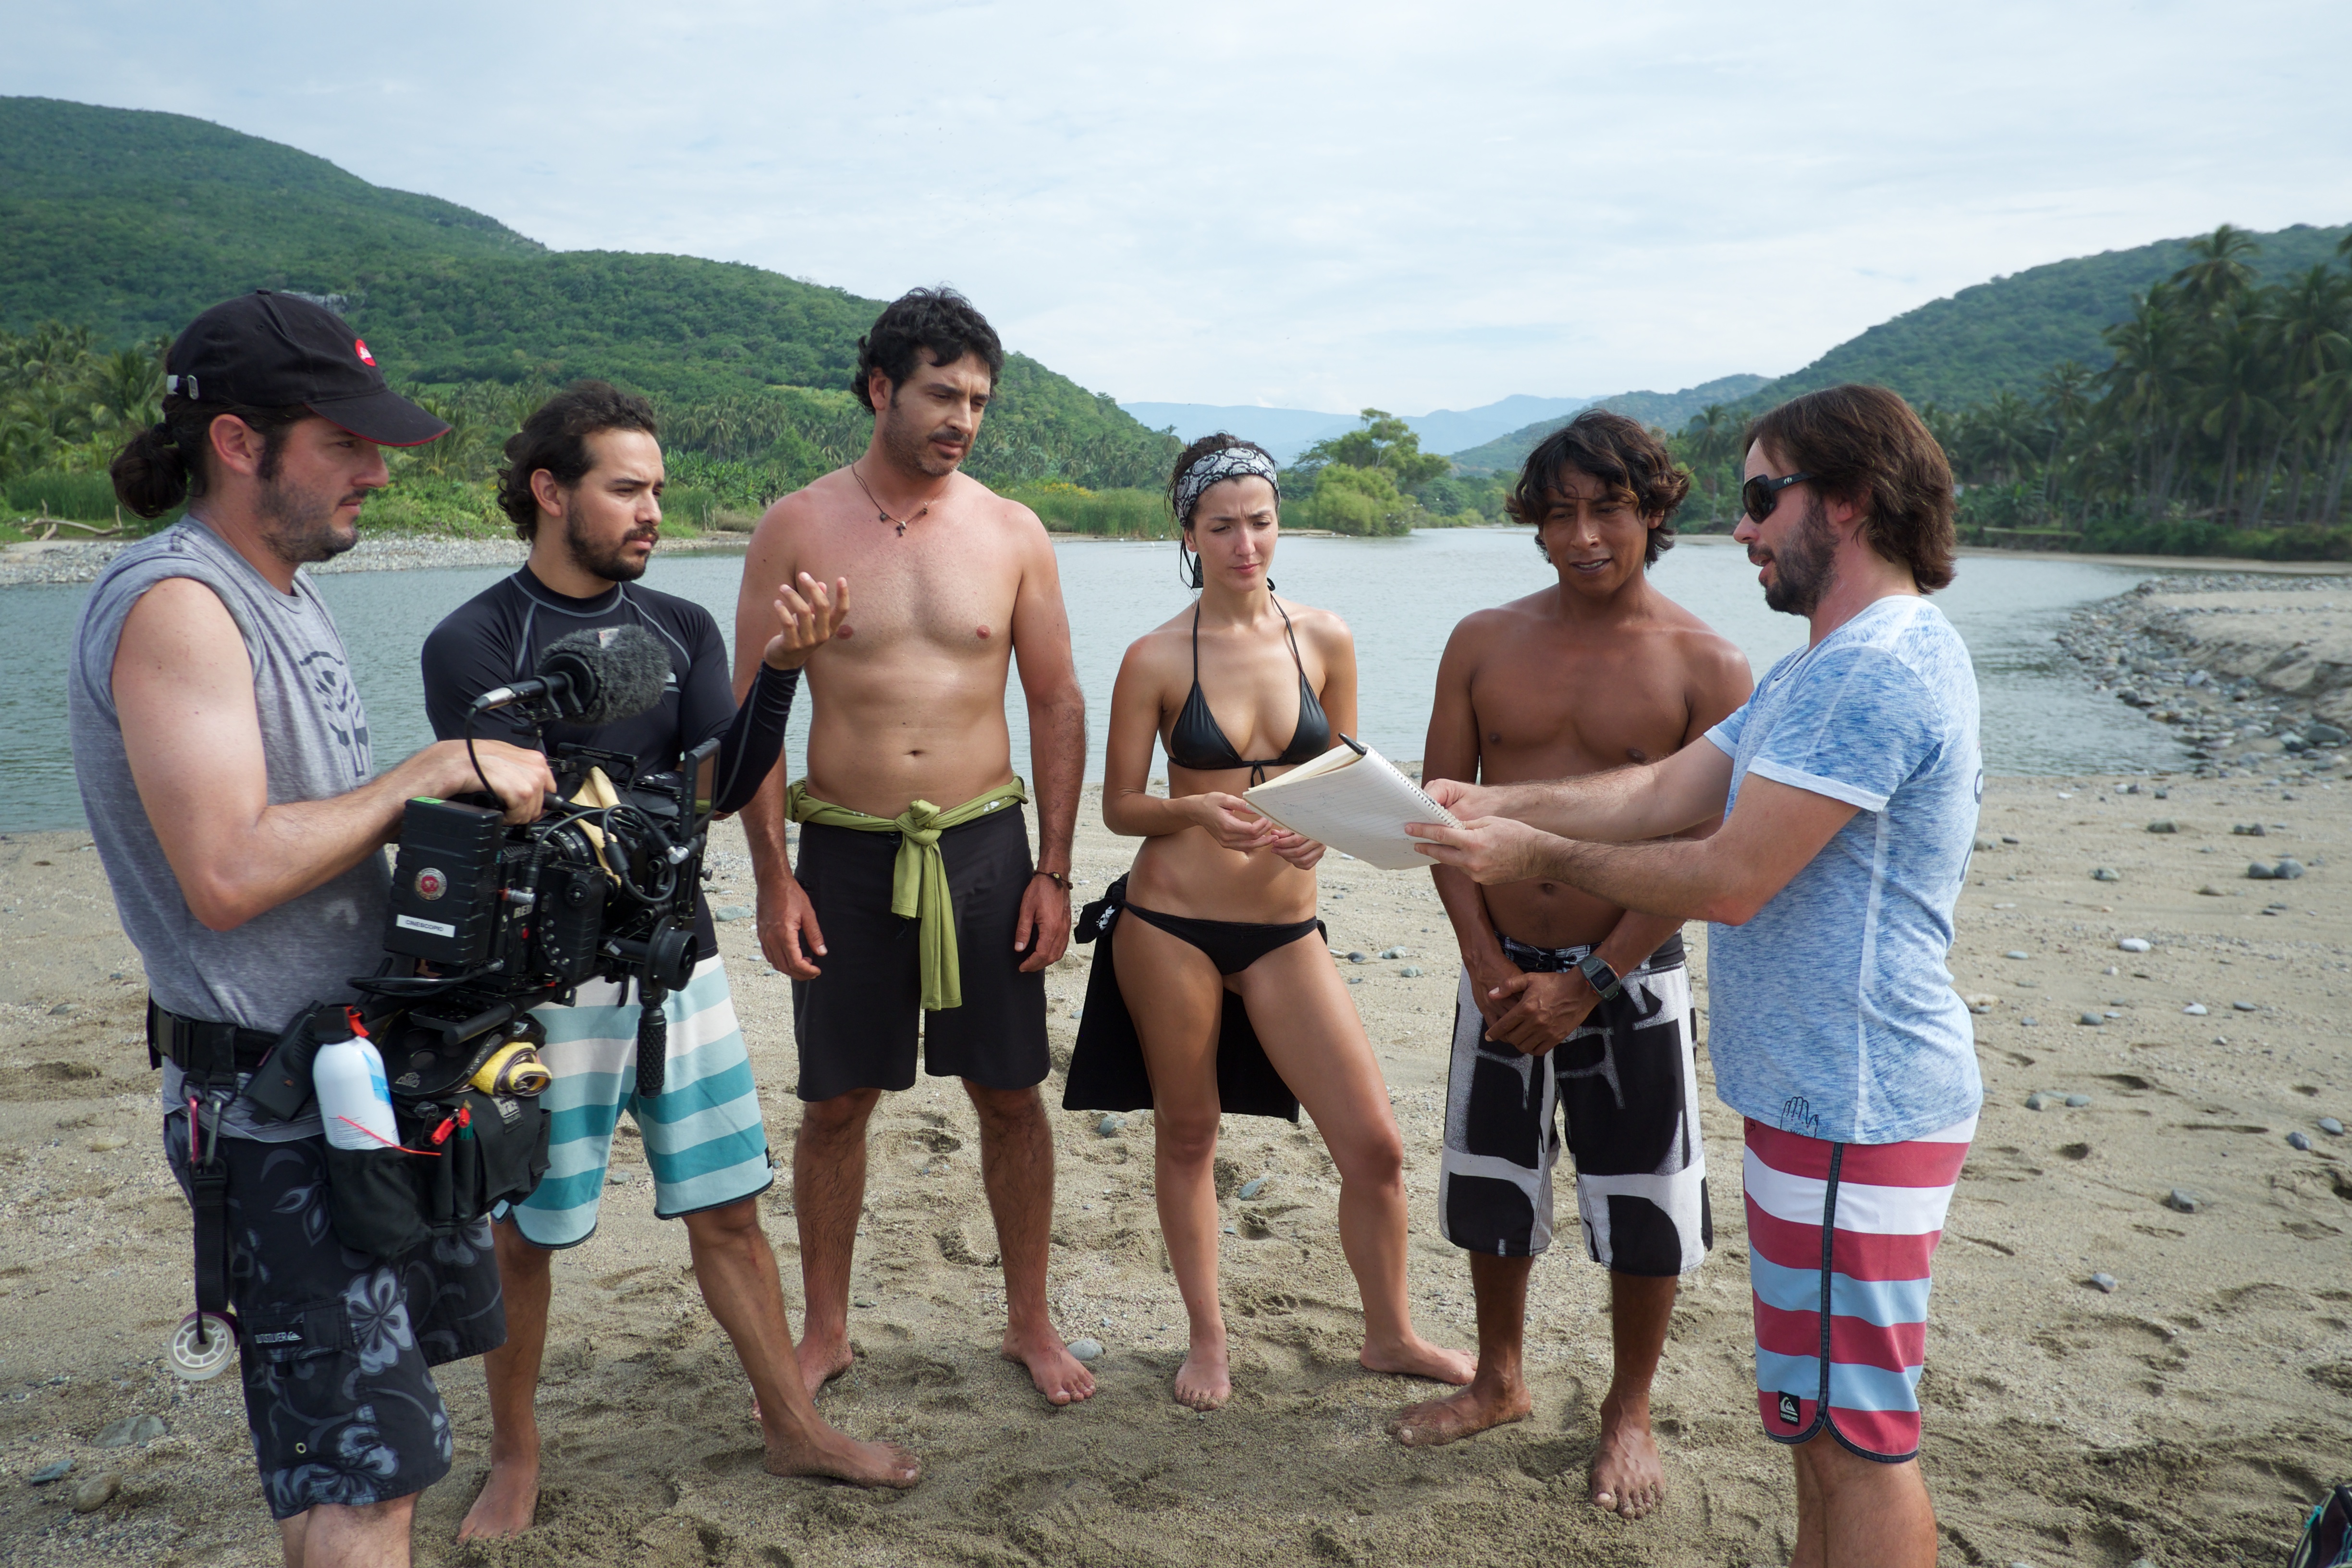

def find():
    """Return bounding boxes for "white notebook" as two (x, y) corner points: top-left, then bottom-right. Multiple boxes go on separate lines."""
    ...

(1242, 739), (1460, 871)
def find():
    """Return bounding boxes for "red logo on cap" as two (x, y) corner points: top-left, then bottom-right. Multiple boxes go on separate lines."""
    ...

(354, 338), (376, 366)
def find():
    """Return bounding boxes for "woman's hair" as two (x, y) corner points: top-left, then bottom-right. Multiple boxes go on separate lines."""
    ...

(852, 287), (1004, 411)
(1744, 384), (1956, 592)
(1504, 408), (1689, 565)
(1165, 432), (1279, 529)
(109, 395), (310, 520)
(495, 380), (660, 541)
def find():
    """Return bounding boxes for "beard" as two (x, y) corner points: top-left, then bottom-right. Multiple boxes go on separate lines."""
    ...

(562, 501), (654, 583)
(877, 390), (967, 479)
(255, 468), (363, 567)
(1758, 494), (1838, 616)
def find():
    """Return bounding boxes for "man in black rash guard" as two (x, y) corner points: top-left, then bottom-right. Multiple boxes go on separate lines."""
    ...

(421, 384), (919, 1542)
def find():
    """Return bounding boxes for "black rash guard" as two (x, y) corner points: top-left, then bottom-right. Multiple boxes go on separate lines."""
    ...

(420, 565), (797, 960)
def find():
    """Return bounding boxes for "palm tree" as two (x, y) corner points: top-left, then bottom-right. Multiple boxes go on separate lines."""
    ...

(2173, 224), (2262, 314)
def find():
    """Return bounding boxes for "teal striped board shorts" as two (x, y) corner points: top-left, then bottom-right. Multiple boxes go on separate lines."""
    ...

(511, 954), (774, 1248)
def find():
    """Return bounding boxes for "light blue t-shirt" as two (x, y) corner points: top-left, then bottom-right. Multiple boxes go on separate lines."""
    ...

(1703, 594), (1984, 1145)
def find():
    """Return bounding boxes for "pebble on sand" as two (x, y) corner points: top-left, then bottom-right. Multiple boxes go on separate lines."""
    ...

(2026, 1093), (2052, 1111)
(2232, 822), (2268, 837)
(712, 905), (753, 922)
(2165, 1188), (2201, 1214)
(1377, 946), (1408, 960)
(2077, 1012), (2104, 1027)
(2005, 950), (2031, 960)
(2065, 1094), (2091, 1108)
(2117, 937), (2152, 953)
(1400, 966), (1422, 977)
(1346, 951), (1369, 964)
(2288, 1131), (2313, 1151)
(28, 1458), (72, 1485)
(71, 1472), (118, 1513)
(1097, 1114), (1125, 1138)
(2320, 1117), (2345, 1136)
(1068, 1338), (1103, 1363)
(2089, 1273), (2118, 1293)
(87, 1135), (128, 1152)
(2092, 867), (2121, 882)
(2182, 1003), (2208, 1015)
(94, 1415), (164, 1449)
(2144, 820), (2177, 833)
(47, 1003), (74, 1016)
(2231, 1000), (2259, 1012)
(1236, 1176), (1269, 1200)
(2273, 857), (2306, 879)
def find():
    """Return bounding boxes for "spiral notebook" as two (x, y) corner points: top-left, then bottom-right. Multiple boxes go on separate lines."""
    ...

(1242, 737), (1459, 871)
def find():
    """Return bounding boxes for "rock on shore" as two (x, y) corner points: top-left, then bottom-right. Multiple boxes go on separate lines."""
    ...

(2056, 572), (2352, 783)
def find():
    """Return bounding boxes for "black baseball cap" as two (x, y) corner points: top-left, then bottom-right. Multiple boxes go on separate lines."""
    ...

(165, 291), (450, 448)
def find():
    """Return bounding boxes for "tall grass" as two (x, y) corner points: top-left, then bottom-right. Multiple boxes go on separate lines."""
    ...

(1008, 484), (1174, 538)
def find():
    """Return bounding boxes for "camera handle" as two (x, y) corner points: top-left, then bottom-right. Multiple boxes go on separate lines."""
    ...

(634, 980), (669, 1100)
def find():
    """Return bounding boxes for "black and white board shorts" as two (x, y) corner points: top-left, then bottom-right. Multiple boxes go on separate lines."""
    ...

(1438, 932), (1711, 1276)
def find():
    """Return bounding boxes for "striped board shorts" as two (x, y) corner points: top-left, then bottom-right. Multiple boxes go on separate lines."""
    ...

(510, 954), (774, 1248)
(1743, 1112), (1976, 1461)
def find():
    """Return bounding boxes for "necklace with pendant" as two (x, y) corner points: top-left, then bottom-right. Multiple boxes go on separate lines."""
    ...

(850, 463), (930, 537)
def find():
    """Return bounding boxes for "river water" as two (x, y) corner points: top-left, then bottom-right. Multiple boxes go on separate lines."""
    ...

(3, 529), (2191, 833)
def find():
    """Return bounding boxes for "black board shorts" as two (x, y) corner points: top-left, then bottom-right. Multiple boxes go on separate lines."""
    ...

(791, 803), (1049, 1102)
(163, 1112), (504, 1520)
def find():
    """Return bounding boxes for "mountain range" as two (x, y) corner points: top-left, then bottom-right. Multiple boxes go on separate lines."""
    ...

(1119, 395), (1595, 463)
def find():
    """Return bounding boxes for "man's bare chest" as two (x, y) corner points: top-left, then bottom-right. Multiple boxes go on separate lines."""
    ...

(794, 535), (1019, 654)
(1470, 659), (1693, 773)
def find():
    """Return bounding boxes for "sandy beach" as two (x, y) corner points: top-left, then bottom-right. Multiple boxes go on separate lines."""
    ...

(3, 576), (2349, 1567)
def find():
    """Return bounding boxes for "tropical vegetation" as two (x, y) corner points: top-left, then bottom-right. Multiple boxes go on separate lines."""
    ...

(1662, 227), (2352, 558)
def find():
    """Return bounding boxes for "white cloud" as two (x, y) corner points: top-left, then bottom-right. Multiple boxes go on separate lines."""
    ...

(8, 0), (2349, 409)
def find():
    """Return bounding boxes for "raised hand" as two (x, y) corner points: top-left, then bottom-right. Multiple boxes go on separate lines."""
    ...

(763, 572), (850, 670)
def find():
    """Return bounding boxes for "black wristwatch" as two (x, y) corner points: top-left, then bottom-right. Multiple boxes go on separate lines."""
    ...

(1576, 952), (1624, 1001)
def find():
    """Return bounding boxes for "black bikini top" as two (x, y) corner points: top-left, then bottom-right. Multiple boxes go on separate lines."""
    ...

(1166, 598), (1332, 785)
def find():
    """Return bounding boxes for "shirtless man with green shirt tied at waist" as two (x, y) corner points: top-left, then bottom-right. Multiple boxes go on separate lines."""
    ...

(732, 287), (1096, 1412)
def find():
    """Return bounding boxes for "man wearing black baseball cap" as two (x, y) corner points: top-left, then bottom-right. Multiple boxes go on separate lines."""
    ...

(69, 292), (557, 1568)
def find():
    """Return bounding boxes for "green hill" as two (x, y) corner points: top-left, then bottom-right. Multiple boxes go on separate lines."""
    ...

(1738, 221), (2352, 411)
(0, 96), (1176, 489)
(1446, 374), (1769, 473)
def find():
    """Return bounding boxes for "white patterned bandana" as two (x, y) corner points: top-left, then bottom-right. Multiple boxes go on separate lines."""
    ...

(1173, 444), (1281, 525)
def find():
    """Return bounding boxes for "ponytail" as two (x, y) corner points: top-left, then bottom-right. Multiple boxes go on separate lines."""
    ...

(110, 421), (192, 519)
(109, 396), (311, 520)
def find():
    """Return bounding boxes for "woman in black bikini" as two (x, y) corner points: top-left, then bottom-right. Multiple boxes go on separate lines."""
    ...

(1076, 435), (1472, 1410)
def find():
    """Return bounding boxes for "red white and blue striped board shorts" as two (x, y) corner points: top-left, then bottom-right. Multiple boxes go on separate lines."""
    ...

(1742, 1112), (1976, 1462)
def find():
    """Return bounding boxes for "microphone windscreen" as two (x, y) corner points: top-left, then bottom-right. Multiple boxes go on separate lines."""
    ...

(537, 625), (671, 726)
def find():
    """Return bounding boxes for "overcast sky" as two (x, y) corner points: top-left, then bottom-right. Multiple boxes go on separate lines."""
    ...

(11, 1), (2350, 413)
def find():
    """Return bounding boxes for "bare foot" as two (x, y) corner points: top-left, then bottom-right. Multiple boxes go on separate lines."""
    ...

(1360, 1334), (1477, 1387)
(1002, 1325), (1097, 1406)
(1589, 1392), (1664, 1519)
(1386, 1377), (1531, 1448)
(1172, 1337), (1230, 1411)
(764, 1427), (921, 1490)
(796, 1332), (854, 1398)
(455, 1448), (539, 1541)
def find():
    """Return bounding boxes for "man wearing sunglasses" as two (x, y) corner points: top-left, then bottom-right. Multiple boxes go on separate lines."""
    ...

(1409, 383), (1982, 1568)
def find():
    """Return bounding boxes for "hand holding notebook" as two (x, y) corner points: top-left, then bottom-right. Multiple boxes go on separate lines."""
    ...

(1241, 737), (1460, 871)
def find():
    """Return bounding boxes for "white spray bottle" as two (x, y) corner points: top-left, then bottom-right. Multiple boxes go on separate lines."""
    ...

(313, 1012), (398, 1152)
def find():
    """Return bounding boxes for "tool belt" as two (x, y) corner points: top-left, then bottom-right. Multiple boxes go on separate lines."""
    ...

(150, 995), (552, 1263)
(147, 999), (278, 1082)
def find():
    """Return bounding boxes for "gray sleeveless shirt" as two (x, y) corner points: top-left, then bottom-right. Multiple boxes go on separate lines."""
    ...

(69, 519), (391, 1137)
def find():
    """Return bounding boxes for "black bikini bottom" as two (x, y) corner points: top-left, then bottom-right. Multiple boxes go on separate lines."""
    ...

(1121, 903), (1323, 976)
(1060, 875), (1321, 1122)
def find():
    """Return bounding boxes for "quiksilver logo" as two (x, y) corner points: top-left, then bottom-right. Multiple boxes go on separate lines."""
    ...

(253, 1330), (304, 1346)
(1777, 1392), (1801, 1426)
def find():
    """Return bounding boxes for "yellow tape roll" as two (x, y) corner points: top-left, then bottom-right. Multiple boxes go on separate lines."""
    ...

(471, 1042), (553, 1096)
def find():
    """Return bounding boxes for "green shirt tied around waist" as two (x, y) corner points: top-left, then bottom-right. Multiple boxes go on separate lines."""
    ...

(786, 778), (1030, 1012)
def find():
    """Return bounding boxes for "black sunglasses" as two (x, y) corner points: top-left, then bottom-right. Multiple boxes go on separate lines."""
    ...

(1741, 471), (1815, 522)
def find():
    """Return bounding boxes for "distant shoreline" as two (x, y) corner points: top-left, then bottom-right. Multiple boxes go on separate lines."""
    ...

(8, 522), (2347, 590)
